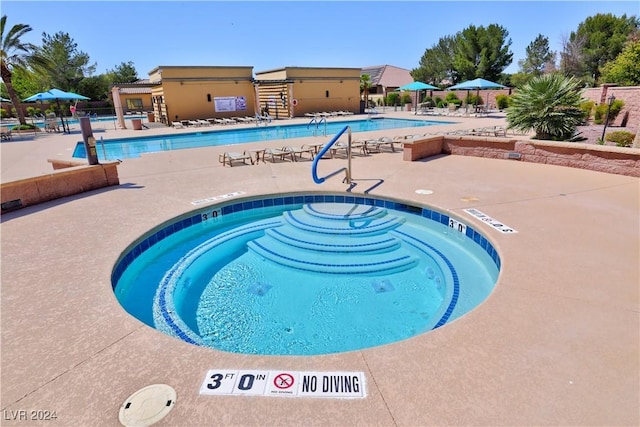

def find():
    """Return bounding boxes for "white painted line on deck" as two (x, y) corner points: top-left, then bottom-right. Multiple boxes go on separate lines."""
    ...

(464, 208), (518, 234)
(191, 191), (246, 206)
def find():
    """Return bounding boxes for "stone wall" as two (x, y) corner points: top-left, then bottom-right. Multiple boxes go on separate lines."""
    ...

(582, 85), (639, 128)
(403, 136), (640, 177)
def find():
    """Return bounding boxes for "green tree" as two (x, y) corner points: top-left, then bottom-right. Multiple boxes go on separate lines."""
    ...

(107, 61), (138, 84)
(34, 31), (96, 92)
(518, 34), (553, 76)
(5, 66), (42, 99)
(0, 15), (49, 125)
(452, 24), (513, 82)
(600, 39), (640, 86)
(360, 73), (371, 108)
(506, 73), (585, 141)
(411, 35), (456, 85)
(77, 74), (110, 102)
(568, 13), (639, 81)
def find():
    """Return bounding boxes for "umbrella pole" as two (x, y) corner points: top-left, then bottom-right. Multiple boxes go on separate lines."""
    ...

(56, 99), (66, 133)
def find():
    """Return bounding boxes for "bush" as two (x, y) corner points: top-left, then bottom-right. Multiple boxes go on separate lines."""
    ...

(593, 99), (625, 125)
(444, 92), (461, 106)
(386, 92), (400, 106)
(0, 108), (6, 119)
(579, 100), (595, 124)
(605, 130), (635, 147)
(466, 93), (483, 106)
(13, 124), (38, 130)
(401, 94), (412, 104)
(495, 94), (510, 110)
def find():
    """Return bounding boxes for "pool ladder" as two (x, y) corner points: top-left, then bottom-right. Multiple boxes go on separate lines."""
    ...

(307, 116), (327, 137)
(311, 125), (352, 185)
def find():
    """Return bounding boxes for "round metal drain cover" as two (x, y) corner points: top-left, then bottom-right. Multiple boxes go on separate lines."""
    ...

(415, 189), (433, 195)
(119, 384), (176, 427)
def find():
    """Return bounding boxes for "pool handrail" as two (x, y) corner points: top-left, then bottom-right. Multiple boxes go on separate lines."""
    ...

(307, 116), (327, 137)
(318, 116), (327, 136)
(312, 125), (352, 185)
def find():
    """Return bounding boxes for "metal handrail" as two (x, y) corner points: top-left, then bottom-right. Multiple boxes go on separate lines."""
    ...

(318, 116), (327, 136)
(311, 125), (352, 184)
(307, 116), (327, 137)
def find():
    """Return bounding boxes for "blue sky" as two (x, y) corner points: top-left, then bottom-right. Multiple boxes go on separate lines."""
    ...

(3, 1), (639, 78)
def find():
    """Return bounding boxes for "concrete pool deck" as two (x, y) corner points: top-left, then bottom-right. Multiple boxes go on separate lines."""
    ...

(1, 111), (638, 426)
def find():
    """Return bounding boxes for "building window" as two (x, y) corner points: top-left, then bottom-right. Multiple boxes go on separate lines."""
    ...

(126, 98), (143, 110)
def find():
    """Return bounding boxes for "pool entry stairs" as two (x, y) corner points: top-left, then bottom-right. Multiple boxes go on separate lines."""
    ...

(247, 203), (419, 274)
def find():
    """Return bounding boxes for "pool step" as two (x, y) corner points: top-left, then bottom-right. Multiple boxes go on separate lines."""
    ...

(247, 238), (418, 274)
(247, 203), (416, 274)
(283, 207), (404, 235)
(265, 227), (400, 253)
(302, 203), (387, 221)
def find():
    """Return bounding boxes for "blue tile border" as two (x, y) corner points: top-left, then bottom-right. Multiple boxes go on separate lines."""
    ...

(112, 193), (501, 288)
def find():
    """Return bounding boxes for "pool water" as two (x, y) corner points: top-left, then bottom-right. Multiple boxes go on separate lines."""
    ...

(113, 195), (500, 356)
(73, 117), (452, 160)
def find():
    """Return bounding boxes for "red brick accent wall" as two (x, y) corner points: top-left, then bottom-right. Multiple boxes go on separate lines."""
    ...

(582, 85), (640, 128)
(403, 136), (640, 177)
(1, 162), (121, 211)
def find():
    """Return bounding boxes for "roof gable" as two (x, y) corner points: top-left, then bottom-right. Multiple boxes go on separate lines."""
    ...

(361, 65), (413, 88)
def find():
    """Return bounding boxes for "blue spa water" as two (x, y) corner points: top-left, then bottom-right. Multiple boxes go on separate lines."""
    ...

(73, 117), (452, 160)
(113, 196), (499, 356)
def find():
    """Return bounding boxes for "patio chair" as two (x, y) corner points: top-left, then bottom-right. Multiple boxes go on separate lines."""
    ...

(218, 151), (252, 167)
(282, 145), (315, 161)
(45, 118), (61, 132)
(172, 121), (184, 129)
(330, 140), (367, 157)
(263, 147), (292, 162)
(367, 136), (398, 153)
(1, 126), (12, 141)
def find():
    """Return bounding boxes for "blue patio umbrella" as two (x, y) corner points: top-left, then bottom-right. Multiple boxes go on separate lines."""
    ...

(396, 81), (440, 114)
(447, 78), (507, 111)
(24, 89), (90, 133)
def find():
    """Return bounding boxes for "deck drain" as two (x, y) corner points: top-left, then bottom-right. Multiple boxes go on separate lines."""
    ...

(119, 384), (176, 427)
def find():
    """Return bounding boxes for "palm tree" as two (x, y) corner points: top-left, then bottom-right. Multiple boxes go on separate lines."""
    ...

(360, 74), (371, 109)
(1, 15), (47, 125)
(506, 73), (585, 140)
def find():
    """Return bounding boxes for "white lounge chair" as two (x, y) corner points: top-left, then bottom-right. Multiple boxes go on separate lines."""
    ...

(282, 145), (315, 161)
(263, 147), (291, 162)
(171, 121), (184, 129)
(218, 151), (252, 167)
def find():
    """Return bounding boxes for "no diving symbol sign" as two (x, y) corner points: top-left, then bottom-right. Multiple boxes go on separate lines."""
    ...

(274, 373), (294, 389)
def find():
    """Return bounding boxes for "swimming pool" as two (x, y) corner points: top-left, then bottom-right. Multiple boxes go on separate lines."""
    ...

(73, 117), (452, 160)
(112, 193), (500, 356)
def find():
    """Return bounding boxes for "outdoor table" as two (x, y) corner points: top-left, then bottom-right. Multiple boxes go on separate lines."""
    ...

(247, 148), (266, 165)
